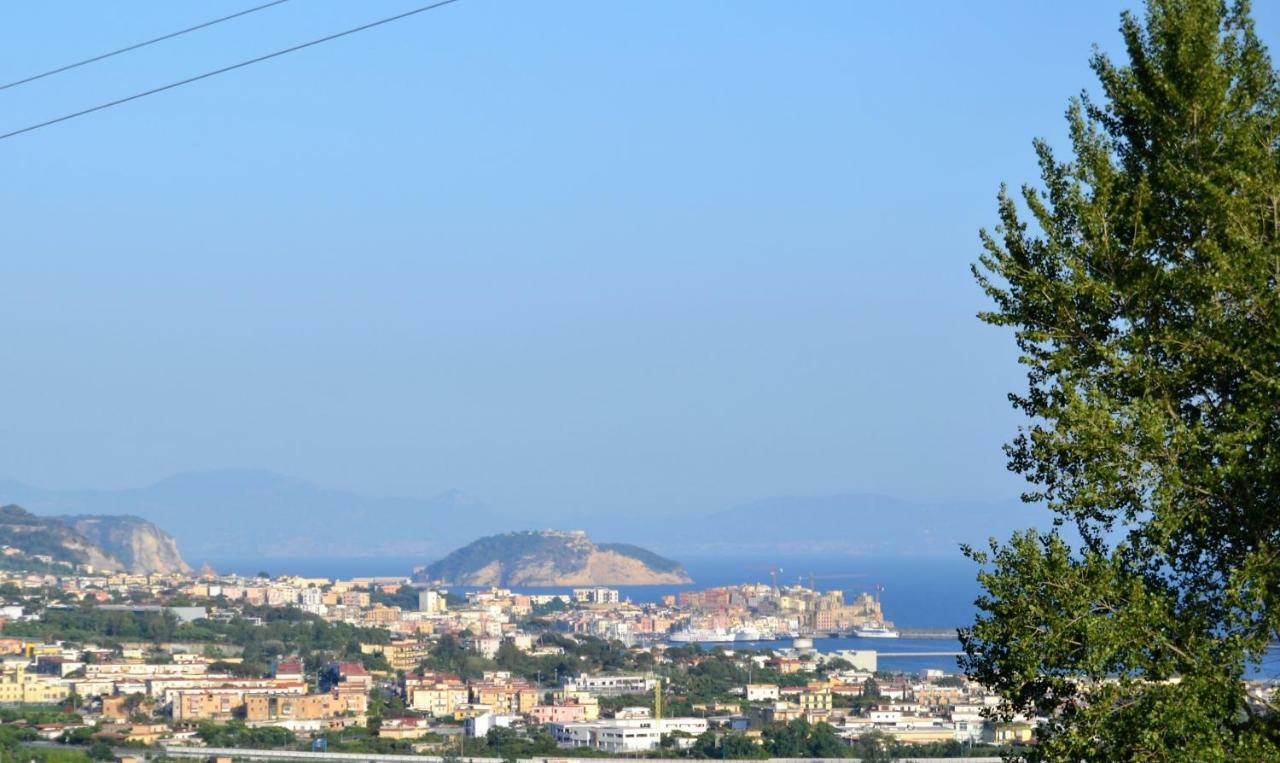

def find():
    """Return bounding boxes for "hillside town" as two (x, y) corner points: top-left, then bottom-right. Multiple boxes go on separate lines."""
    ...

(0, 561), (1042, 760)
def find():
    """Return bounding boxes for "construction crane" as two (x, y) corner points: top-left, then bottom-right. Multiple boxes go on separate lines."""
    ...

(745, 565), (785, 597)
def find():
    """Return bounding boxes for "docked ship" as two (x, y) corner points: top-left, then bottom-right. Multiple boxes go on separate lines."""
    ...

(851, 584), (899, 638)
(669, 624), (786, 643)
(853, 622), (900, 639)
(669, 627), (736, 643)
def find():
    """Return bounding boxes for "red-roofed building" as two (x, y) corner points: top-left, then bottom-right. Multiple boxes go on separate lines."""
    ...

(322, 661), (372, 693)
(274, 658), (305, 682)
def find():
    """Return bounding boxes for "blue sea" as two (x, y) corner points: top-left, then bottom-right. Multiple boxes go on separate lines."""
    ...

(206, 554), (982, 628)
(206, 553), (1280, 677)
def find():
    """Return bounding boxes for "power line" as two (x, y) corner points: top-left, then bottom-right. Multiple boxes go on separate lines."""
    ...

(0, 0), (294, 92)
(0, 0), (463, 142)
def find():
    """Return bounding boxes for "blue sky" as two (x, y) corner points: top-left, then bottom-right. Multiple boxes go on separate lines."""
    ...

(3, 2), (1275, 518)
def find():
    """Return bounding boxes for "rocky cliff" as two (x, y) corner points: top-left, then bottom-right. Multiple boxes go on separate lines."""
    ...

(0, 505), (123, 571)
(66, 515), (192, 575)
(417, 530), (692, 586)
(0, 505), (190, 574)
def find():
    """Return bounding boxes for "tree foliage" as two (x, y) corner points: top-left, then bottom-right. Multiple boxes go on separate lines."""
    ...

(966, 0), (1280, 759)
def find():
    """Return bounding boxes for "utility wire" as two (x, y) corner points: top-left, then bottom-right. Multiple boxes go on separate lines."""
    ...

(0, 0), (293, 92)
(0, 0), (463, 142)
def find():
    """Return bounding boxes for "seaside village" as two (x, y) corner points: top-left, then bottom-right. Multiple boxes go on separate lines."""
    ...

(0, 563), (1205, 757)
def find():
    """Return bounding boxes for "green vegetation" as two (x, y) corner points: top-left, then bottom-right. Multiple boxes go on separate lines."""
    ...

(371, 584), (421, 610)
(684, 722), (998, 760)
(417, 632), (654, 684)
(0, 554), (81, 575)
(0, 505), (99, 567)
(196, 721), (297, 748)
(424, 531), (588, 582)
(1, 603), (390, 675)
(477, 726), (564, 759)
(315, 724), (416, 755)
(967, 0), (1280, 758)
(0, 706), (93, 763)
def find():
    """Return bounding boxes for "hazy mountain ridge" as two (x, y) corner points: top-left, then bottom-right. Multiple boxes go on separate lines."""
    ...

(418, 530), (692, 586)
(0, 471), (1033, 562)
(571, 493), (1035, 556)
(0, 470), (517, 559)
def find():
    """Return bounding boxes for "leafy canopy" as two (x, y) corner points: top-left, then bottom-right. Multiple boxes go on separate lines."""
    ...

(965, 0), (1280, 760)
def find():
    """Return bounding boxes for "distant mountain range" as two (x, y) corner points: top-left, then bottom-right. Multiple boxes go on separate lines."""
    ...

(0, 470), (1038, 565)
(0, 470), (515, 562)
(623, 493), (1038, 556)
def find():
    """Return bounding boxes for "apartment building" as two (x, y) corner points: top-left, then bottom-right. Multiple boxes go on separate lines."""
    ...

(244, 689), (367, 722)
(361, 640), (430, 672)
(550, 718), (708, 753)
(745, 683), (780, 701)
(321, 662), (372, 692)
(171, 681), (307, 721)
(0, 662), (70, 703)
(563, 674), (657, 697)
(572, 588), (620, 605)
(405, 673), (469, 717)
(528, 701), (596, 724)
(469, 681), (540, 715)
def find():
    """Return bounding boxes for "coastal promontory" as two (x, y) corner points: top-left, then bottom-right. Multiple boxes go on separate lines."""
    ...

(416, 530), (691, 587)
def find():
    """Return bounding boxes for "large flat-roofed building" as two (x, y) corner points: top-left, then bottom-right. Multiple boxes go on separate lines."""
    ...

(0, 663), (70, 704)
(244, 689), (367, 722)
(418, 590), (445, 614)
(550, 718), (708, 753)
(563, 674), (656, 697)
(572, 587), (620, 605)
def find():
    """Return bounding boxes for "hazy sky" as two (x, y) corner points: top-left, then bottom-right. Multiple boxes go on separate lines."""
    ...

(4, 2), (1274, 517)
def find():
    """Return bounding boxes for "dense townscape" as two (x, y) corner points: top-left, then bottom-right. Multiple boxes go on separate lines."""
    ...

(0, 557), (1028, 762)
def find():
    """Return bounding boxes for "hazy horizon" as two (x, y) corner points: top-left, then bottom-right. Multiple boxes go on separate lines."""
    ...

(0, 465), (1023, 517)
(0, 467), (1039, 561)
(8, 3), (1275, 523)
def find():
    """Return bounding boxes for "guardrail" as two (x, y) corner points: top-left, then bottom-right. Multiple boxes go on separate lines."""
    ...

(160, 746), (1002, 763)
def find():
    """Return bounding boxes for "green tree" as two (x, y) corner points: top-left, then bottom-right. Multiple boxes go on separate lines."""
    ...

(720, 733), (767, 759)
(861, 677), (880, 699)
(806, 723), (844, 758)
(967, 0), (1280, 759)
(762, 720), (810, 757)
(852, 731), (897, 763)
(692, 729), (719, 759)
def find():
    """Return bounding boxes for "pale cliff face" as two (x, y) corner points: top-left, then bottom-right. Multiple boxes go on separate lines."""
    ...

(62, 535), (124, 572)
(66, 516), (192, 575)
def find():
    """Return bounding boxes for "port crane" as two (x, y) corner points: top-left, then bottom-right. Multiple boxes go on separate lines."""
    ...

(745, 565), (785, 596)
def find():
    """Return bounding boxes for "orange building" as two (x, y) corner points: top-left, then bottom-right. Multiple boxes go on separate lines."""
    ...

(244, 690), (367, 722)
(469, 681), (540, 715)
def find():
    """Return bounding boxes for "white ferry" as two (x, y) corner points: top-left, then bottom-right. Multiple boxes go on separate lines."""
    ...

(853, 623), (900, 639)
(669, 627), (736, 643)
